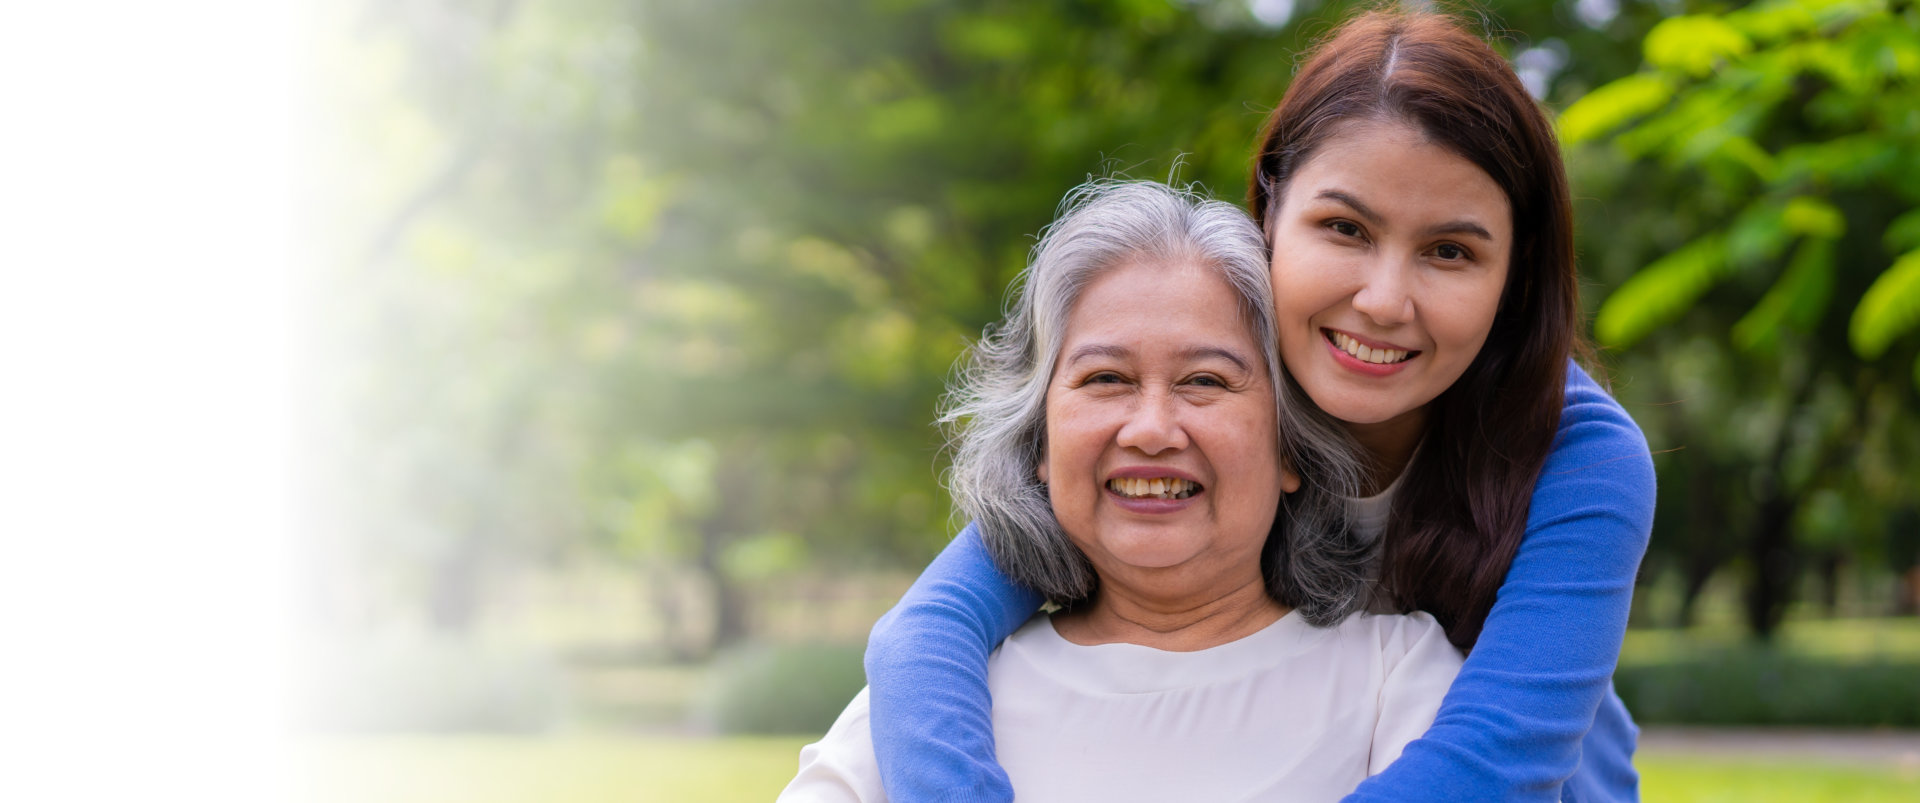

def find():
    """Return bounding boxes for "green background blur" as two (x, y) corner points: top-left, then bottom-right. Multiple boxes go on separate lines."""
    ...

(300, 0), (1920, 799)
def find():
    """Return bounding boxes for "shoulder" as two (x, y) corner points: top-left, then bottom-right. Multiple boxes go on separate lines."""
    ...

(779, 688), (888, 803)
(1540, 362), (1656, 510)
(1518, 360), (1657, 565)
(1554, 360), (1651, 464)
(1336, 612), (1460, 663)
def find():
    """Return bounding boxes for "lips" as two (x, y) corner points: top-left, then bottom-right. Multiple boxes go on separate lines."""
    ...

(1324, 329), (1418, 365)
(1105, 476), (1201, 499)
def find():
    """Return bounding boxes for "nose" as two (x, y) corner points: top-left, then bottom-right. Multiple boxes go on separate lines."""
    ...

(1115, 392), (1189, 456)
(1350, 256), (1415, 326)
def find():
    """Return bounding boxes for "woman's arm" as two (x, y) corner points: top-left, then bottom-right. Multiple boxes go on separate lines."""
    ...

(1344, 361), (1656, 802)
(862, 522), (1043, 803)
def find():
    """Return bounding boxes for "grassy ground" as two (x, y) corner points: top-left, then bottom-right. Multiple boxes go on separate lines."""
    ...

(303, 734), (1920, 803)
(302, 735), (812, 803)
(1620, 617), (1920, 666)
(1638, 755), (1920, 802)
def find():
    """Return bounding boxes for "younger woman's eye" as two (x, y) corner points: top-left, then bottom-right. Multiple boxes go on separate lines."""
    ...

(1433, 243), (1471, 261)
(1328, 220), (1363, 238)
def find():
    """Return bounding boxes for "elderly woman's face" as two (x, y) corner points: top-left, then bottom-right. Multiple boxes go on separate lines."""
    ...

(1038, 259), (1288, 593)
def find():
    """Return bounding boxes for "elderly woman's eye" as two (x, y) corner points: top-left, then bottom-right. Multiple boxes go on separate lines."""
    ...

(1087, 371), (1124, 384)
(1189, 374), (1226, 387)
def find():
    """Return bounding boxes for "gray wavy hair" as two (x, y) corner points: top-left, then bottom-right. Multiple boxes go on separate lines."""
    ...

(940, 179), (1372, 624)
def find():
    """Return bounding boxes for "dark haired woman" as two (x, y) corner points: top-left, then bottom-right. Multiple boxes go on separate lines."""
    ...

(862, 9), (1654, 803)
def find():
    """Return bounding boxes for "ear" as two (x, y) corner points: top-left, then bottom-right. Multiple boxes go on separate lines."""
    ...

(1279, 457), (1301, 494)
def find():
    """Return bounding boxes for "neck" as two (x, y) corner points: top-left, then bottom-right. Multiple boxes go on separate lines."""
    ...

(1344, 408), (1427, 495)
(1053, 572), (1286, 652)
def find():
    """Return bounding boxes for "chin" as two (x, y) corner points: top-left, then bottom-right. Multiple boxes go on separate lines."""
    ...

(1310, 389), (1401, 426)
(1099, 539), (1205, 571)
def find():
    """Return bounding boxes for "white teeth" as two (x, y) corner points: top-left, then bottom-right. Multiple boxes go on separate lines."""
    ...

(1107, 477), (1199, 500)
(1332, 333), (1410, 365)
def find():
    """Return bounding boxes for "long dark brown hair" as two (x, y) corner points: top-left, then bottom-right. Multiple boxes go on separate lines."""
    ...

(1249, 9), (1586, 649)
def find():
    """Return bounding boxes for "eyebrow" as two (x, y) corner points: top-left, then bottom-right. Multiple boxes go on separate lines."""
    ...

(1314, 189), (1495, 242)
(1064, 343), (1254, 373)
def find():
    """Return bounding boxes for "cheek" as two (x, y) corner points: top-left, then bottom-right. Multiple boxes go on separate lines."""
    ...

(1268, 244), (1343, 335)
(1040, 397), (1098, 481)
(1438, 274), (1509, 352)
(1221, 405), (1284, 485)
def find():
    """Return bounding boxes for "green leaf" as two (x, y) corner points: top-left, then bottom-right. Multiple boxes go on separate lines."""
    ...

(1596, 234), (1731, 348)
(1776, 134), (1901, 187)
(1851, 248), (1920, 358)
(1782, 196), (1846, 239)
(1726, 197), (1795, 267)
(1646, 16), (1753, 77)
(1713, 136), (1779, 183)
(1614, 84), (1769, 170)
(1558, 73), (1674, 145)
(1733, 237), (1837, 351)
(1729, 0), (1823, 41)
(1883, 208), (1920, 253)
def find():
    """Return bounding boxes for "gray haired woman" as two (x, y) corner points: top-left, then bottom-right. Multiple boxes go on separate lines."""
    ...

(781, 180), (1463, 802)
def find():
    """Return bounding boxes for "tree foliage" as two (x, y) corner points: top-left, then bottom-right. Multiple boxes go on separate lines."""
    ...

(314, 0), (1916, 653)
(1562, 0), (1920, 636)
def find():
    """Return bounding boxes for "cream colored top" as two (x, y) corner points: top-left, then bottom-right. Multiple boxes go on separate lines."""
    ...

(779, 609), (1463, 802)
(1345, 469), (1403, 614)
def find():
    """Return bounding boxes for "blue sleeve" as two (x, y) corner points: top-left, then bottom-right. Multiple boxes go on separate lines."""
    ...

(863, 521), (1042, 803)
(1344, 361), (1657, 802)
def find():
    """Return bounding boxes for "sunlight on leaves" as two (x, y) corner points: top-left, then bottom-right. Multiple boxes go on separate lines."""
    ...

(1596, 233), (1729, 348)
(1645, 16), (1752, 77)
(1558, 73), (1672, 145)
(1849, 249), (1920, 358)
(1732, 237), (1835, 352)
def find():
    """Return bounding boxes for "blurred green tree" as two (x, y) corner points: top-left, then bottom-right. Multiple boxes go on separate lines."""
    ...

(1561, 0), (1920, 637)
(319, 0), (1918, 656)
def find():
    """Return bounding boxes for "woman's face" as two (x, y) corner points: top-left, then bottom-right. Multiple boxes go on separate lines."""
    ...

(1268, 121), (1512, 445)
(1038, 259), (1290, 595)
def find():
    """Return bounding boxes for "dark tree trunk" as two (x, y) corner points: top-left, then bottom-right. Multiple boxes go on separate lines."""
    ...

(697, 532), (750, 652)
(1816, 552), (1842, 616)
(1677, 556), (1716, 628)
(1743, 496), (1798, 640)
(1675, 433), (1730, 629)
(647, 565), (700, 662)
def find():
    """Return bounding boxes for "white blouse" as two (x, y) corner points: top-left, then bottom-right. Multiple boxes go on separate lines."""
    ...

(779, 609), (1463, 802)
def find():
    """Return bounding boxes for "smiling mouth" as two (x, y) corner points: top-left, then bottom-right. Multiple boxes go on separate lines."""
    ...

(1325, 330), (1418, 365)
(1107, 477), (1201, 500)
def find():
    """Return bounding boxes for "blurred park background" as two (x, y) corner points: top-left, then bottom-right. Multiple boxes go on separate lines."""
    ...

(296, 0), (1920, 800)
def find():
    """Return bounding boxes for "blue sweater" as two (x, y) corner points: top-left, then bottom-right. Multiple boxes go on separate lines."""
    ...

(862, 361), (1656, 802)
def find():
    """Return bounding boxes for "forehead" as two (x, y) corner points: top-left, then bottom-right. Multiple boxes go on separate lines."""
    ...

(1062, 259), (1259, 347)
(1285, 120), (1511, 230)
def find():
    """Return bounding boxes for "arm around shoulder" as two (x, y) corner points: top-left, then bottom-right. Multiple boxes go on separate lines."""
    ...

(861, 522), (1042, 802)
(1344, 361), (1655, 802)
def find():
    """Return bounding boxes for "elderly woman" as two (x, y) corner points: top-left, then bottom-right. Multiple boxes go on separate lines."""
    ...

(779, 181), (1462, 801)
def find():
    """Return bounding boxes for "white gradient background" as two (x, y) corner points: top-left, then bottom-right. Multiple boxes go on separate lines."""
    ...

(1, 3), (302, 801)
